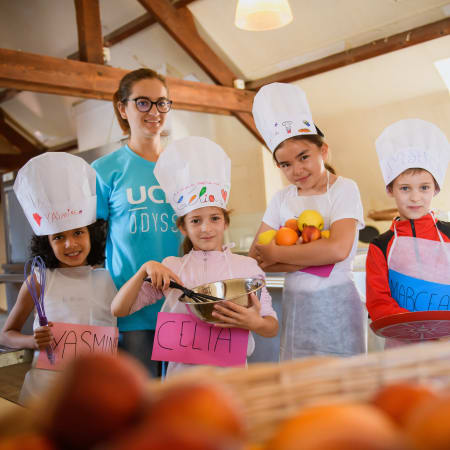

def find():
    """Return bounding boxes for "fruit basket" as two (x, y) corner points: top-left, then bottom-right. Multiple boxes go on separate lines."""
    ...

(148, 340), (450, 444)
(3, 341), (450, 448)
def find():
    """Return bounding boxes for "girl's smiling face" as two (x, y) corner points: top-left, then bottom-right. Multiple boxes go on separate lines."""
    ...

(48, 227), (91, 268)
(179, 207), (228, 252)
(275, 138), (329, 193)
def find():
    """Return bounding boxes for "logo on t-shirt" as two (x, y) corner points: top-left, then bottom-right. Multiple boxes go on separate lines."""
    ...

(126, 185), (177, 234)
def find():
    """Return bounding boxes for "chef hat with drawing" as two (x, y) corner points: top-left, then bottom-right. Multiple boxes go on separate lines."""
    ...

(155, 136), (231, 217)
(252, 82), (321, 153)
(14, 152), (97, 235)
(376, 119), (450, 193)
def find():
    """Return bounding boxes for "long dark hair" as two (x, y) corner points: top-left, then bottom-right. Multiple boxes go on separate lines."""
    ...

(273, 134), (336, 174)
(176, 209), (231, 255)
(113, 68), (168, 134)
(30, 220), (108, 269)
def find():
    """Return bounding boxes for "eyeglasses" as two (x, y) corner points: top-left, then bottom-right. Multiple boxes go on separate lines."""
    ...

(125, 96), (172, 113)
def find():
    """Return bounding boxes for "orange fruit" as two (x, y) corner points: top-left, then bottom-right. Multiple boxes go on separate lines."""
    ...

(371, 382), (437, 427)
(267, 403), (402, 450)
(42, 352), (149, 449)
(275, 227), (298, 246)
(284, 218), (299, 233)
(406, 394), (450, 450)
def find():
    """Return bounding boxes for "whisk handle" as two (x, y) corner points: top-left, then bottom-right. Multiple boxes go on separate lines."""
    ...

(143, 277), (182, 291)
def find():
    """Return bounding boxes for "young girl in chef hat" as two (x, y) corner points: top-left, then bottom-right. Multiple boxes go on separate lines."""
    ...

(366, 119), (450, 347)
(0, 152), (117, 404)
(250, 82), (366, 360)
(111, 136), (278, 375)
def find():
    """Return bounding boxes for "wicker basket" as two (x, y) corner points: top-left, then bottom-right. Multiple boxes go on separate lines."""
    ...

(148, 340), (450, 443)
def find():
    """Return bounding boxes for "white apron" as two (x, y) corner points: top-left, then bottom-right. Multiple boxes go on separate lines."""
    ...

(385, 214), (450, 348)
(280, 176), (366, 360)
(20, 267), (117, 404)
(160, 249), (255, 376)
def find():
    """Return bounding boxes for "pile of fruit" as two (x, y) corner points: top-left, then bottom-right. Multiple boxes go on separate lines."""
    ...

(258, 210), (330, 247)
(1, 353), (450, 449)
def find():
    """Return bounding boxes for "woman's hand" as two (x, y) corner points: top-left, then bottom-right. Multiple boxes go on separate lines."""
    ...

(142, 261), (182, 291)
(211, 293), (264, 331)
(33, 322), (53, 350)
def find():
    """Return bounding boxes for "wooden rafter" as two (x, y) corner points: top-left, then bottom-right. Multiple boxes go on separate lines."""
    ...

(74, 0), (104, 64)
(0, 1), (197, 102)
(247, 17), (450, 90)
(138, 0), (263, 143)
(69, 0), (197, 59)
(0, 153), (38, 172)
(0, 49), (255, 115)
(0, 109), (42, 155)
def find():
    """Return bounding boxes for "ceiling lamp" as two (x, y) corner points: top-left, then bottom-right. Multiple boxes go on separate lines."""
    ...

(235, 0), (293, 31)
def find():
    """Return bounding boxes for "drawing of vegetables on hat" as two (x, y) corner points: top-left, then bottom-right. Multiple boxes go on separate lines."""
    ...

(199, 185), (209, 203)
(282, 121), (293, 134)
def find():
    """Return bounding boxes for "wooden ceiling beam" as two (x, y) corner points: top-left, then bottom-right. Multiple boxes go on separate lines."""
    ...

(74, 0), (104, 64)
(0, 1), (197, 102)
(0, 109), (43, 155)
(68, 0), (197, 59)
(247, 17), (450, 90)
(138, 0), (236, 87)
(138, 0), (264, 144)
(0, 49), (255, 114)
(0, 153), (40, 172)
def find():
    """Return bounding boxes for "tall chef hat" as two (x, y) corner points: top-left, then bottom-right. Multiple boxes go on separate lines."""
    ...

(155, 136), (231, 217)
(14, 152), (97, 235)
(252, 82), (321, 153)
(376, 119), (450, 192)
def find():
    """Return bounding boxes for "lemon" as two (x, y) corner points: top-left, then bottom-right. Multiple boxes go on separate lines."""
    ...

(321, 230), (330, 239)
(257, 229), (277, 245)
(297, 210), (324, 231)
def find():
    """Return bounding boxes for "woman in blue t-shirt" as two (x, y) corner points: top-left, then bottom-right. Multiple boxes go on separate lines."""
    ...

(92, 69), (180, 376)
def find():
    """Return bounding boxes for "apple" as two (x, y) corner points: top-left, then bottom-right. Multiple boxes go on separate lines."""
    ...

(302, 225), (321, 243)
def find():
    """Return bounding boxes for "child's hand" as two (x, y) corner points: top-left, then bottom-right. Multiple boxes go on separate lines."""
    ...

(255, 240), (278, 269)
(211, 293), (263, 331)
(33, 322), (53, 350)
(142, 261), (182, 291)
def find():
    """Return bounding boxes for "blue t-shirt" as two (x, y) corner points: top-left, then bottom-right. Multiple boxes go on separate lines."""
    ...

(92, 145), (181, 331)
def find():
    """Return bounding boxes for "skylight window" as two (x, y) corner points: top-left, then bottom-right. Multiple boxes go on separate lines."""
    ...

(434, 57), (450, 93)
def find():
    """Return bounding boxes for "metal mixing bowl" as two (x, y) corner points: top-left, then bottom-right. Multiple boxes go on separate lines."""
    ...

(179, 277), (265, 323)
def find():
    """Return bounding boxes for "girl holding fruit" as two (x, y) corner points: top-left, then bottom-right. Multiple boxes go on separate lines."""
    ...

(249, 82), (366, 360)
(111, 136), (278, 376)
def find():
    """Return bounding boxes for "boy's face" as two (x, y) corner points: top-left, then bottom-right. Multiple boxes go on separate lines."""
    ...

(388, 170), (436, 220)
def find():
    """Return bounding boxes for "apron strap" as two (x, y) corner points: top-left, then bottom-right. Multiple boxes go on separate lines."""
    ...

(387, 221), (398, 267)
(430, 211), (450, 263)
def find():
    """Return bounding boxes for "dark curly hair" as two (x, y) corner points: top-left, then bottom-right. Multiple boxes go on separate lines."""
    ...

(30, 220), (108, 269)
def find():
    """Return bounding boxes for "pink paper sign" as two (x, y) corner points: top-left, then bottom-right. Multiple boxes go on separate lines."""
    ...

(151, 312), (249, 367)
(300, 264), (334, 277)
(36, 322), (119, 371)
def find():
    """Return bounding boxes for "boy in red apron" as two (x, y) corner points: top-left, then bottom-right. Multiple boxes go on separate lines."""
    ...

(366, 119), (450, 347)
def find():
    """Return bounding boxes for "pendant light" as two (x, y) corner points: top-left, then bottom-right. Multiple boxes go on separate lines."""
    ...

(235, 0), (293, 31)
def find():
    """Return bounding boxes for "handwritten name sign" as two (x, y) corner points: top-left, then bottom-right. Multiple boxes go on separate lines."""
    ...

(300, 264), (334, 278)
(36, 322), (119, 371)
(151, 312), (249, 367)
(389, 269), (450, 312)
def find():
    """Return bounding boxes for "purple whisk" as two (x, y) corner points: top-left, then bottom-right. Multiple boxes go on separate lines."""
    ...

(24, 256), (55, 365)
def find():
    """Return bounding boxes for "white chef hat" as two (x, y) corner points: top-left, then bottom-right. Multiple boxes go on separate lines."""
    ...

(376, 119), (450, 192)
(14, 152), (97, 235)
(155, 136), (231, 217)
(252, 82), (320, 152)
